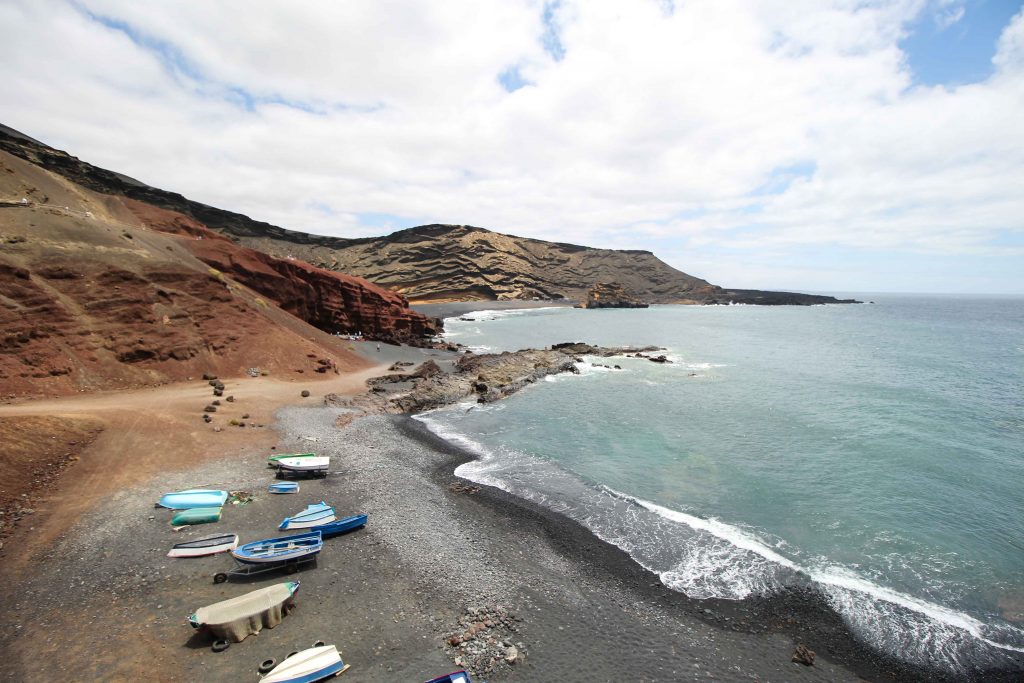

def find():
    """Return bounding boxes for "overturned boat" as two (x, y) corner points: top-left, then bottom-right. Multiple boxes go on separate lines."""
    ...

(261, 644), (349, 683)
(171, 506), (222, 527)
(158, 489), (228, 509)
(279, 502), (335, 530)
(167, 533), (238, 558)
(310, 514), (367, 539)
(267, 452), (317, 465)
(268, 482), (300, 494)
(188, 581), (299, 643)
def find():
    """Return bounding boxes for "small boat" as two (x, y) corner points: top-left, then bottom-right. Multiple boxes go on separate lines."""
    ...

(231, 530), (323, 564)
(158, 489), (228, 509)
(279, 501), (335, 530)
(309, 513), (367, 539)
(275, 456), (330, 475)
(261, 644), (349, 683)
(424, 671), (473, 683)
(189, 581), (299, 642)
(268, 482), (300, 494)
(171, 506), (222, 527)
(167, 533), (238, 558)
(267, 452), (317, 465)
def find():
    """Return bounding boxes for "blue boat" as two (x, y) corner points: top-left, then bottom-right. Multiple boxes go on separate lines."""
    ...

(309, 513), (367, 538)
(424, 671), (473, 683)
(268, 482), (300, 494)
(157, 489), (228, 510)
(230, 531), (323, 565)
(279, 501), (335, 530)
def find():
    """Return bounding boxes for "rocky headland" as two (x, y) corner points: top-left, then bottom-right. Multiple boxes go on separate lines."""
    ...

(0, 125), (860, 307)
(575, 281), (650, 309)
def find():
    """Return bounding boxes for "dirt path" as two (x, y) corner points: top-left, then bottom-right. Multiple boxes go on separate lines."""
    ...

(0, 365), (386, 575)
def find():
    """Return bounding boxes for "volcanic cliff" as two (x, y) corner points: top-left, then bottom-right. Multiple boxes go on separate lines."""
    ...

(0, 125), (858, 306)
(0, 144), (436, 397)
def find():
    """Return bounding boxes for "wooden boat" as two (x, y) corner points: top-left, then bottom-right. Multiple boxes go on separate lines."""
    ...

(171, 506), (222, 526)
(309, 514), (367, 539)
(424, 671), (472, 683)
(261, 644), (349, 683)
(275, 456), (330, 475)
(267, 452), (317, 465)
(188, 581), (299, 642)
(158, 489), (228, 509)
(167, 533), (238, 558)
(279, 501), (335, 530)
(231, 530), (323, 564)
(268, 482), (300, 494)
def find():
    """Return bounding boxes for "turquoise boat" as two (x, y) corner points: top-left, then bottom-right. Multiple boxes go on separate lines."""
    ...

(172, 506), (223, 526)
(158, 489), (228, 510)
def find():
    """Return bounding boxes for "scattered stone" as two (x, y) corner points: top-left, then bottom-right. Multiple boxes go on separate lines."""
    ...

(449, 482), (481, 494)
(225, 395), (235, 402)
(792, 644), (815, 666)
(202, 373), (217, 381)
(301, 390), (311, 398)
(213, 387), (224, 397)
(203, 405), (217, 413)
(202, 414), (212, 423)
(211, 399), (221, 406)
(241, 413), (250, 419)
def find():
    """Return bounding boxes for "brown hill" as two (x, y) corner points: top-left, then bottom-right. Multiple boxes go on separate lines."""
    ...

(0, 126), (858, 306)
(0, 148), (435, 398)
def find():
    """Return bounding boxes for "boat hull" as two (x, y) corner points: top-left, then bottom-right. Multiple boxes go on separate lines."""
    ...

(158, 489), (228, 509)
(310, 514), (367, 538)
(261, 645), (346, 683)
(279, 501), (336, 530)
(167, 533), (238, 557)
(189, 581), (299, 643)
(425, 671), (472, 683)
(268, 452), (317, 464)
(276, 457), (330, 473)
(171, 507), (222, 526)
(231, 531), (323, 564)
(269, 482), (300, 494)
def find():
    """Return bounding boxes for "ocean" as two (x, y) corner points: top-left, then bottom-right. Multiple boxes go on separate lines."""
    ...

(415, 295), (1024, 674)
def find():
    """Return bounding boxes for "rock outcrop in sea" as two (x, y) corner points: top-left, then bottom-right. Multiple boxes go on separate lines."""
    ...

(576, 281), (650, 309)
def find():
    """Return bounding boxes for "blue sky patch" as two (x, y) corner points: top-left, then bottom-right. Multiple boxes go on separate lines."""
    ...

(901, 0), (1022, 86)
(498, 65), (531, 92)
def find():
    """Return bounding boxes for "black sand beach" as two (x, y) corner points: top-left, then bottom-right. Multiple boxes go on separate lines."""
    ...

(4, 382), (1017, 681)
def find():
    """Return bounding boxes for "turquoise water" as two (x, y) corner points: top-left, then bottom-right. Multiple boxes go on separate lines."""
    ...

(416, 296), (1024, 672)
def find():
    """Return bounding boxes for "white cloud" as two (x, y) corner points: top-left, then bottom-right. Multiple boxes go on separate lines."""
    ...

(0, 0), (1022, 291)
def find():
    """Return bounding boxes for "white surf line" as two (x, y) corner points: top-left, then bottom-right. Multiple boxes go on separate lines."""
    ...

(609, 487), (1024, 654)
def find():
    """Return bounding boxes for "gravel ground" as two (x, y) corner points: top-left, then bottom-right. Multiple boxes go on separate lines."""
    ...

(0, 403), (1003, 682)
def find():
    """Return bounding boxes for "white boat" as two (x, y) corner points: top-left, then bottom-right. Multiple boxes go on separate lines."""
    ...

(189, 581), (299, 642)
(276, 456), (330, 474)
(279, 502), (335, 530)
(167, 533), (238, 558)
(261, 644), (348, 683)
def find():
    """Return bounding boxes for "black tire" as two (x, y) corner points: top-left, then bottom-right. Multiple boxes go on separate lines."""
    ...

(213, 572), (228, 584)
(286, 562), (298, 574)
(312, 640), (325, 648)
(211, 639), (229, 653)
(285, 650), (299, 660)
(258, 658), (277, 673)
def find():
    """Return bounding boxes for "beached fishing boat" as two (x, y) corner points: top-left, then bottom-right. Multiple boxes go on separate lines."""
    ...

(275, 456), (330, 475)
(309, 513), (367, 539)
(157, 489), (228, 509)
(279, 501), (335, 530)
(171, 506), (222, 526)
(268, 482), (300, 494)
(231, 530), (323, 564)
(188, 581), (299, 642)
(167, 533), (238, 558)
(267, 452), (317, 465)
(424, 671), (472, 683)
(261, 644), (349, 683)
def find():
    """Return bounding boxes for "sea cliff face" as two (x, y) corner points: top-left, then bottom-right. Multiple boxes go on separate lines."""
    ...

(576, 282), (650, 309)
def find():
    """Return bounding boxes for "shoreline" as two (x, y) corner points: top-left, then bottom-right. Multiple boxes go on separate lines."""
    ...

(397, 415), (1022, 683)
(1, 343), (1019, 681)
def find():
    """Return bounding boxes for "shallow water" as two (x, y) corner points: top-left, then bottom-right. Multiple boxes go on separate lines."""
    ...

(417, 295), (1024, 672)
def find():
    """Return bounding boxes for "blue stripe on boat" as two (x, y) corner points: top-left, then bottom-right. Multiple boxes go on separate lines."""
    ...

(310, 514), (368, 538)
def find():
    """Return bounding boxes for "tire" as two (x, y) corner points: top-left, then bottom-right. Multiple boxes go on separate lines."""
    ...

(286, 562), (298, 574)
(258, 658), (277, 674)
(213, 572), (228, 584)
(211, 639), (229, 653)
(286, 650), (299, 660)
(312, 640), (325, 648)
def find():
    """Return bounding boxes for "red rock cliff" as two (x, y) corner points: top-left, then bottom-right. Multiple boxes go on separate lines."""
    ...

(123, 200), (440, 344)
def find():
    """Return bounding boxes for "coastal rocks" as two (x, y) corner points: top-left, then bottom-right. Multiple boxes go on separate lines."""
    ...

(443, 605), (525, 678)
(575, 282), (649, 309)
(449, 481), (481, 494)
(792, 644), (816, 666)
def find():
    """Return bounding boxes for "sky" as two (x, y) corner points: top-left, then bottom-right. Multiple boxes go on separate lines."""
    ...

(1, 0), (1022, 294)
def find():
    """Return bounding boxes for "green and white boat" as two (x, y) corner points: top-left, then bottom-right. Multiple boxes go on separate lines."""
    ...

(267, 452), (317, 465)
(171, 506), (223, 527)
